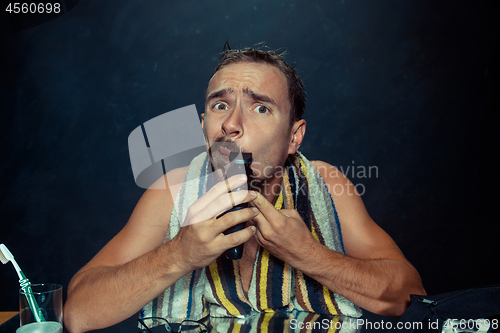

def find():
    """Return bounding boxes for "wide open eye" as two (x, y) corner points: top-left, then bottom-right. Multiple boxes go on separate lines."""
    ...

(254, 105), (269, 114)
(213, 102), (228, 110)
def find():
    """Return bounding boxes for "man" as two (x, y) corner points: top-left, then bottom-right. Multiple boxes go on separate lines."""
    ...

(64, 47), (425, 332)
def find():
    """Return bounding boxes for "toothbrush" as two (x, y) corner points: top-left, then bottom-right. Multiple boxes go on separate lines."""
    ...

(0, 243), (45, 322)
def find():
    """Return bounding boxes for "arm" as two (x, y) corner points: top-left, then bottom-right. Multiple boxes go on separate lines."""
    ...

(64, 187), (183, 333)
(64, 174), (258, 333)
(249, 161), (425, 317)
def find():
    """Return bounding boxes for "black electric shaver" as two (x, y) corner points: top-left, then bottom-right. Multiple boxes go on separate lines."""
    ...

(221, 152), (252, 260)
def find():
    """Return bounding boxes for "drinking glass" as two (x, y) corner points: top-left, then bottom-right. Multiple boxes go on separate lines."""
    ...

(18, 283), (63, 333)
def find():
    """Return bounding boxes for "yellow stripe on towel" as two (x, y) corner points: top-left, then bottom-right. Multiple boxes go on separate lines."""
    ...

(322, 285), (338, 315)
(259, 249), (270, 311)
(208, 261), (241, 316)
(296, 270), (314, 311)
(259, 312), (274, 333)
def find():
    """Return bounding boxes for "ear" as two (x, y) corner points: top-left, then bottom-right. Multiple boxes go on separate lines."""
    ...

(201, 113), (205, 129)
(288, 119), (306, 154)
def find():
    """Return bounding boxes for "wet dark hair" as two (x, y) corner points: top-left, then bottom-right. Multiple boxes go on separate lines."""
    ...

(206, 45), (306, 124)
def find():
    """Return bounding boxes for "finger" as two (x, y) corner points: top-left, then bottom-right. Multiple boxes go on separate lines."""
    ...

(213, 207), (259, 236)
(195, 182), (258, 221)
(250, 192), (284, 223)
(220, 189), (258, 211)
(248, 207), (274, 239)
(251, 223), (265, 246)
(188, 174), (248, 217)
(206, 173), (248, 205)
(279, 209), (299, 218)
(220, 188), (259, 213)
(220, 174), (250, 193)
(218, 225), (257, 251)
(196, 188), (255, 222)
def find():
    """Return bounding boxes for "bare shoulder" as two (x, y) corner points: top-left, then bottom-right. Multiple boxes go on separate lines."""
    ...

(126, 165), (188, 233)
(311, 160), (353, 188)
(311, 160), (408, 262)
(310, 160), (368, 223)
(78, 166), (188, 271)
(311, 160), (361, 202)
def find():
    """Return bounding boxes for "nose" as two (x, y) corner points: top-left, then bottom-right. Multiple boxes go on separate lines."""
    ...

(221, 105), (243, 139)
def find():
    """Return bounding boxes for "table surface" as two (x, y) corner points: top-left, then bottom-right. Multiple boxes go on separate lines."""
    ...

(0, 309), (398, 333)
(0, 313), (17, 326)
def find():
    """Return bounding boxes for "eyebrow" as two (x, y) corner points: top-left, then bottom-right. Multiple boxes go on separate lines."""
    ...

(206, 87), (278, 107)
(206, 88), (234, 102)
(242, 87), (278, 107)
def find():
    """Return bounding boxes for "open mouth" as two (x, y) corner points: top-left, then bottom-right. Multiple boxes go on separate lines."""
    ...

(208, 140), (241, 170)
(218, 145), (231, 161)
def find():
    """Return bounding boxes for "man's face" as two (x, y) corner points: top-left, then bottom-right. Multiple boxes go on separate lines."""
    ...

(202, 61), (302, 189)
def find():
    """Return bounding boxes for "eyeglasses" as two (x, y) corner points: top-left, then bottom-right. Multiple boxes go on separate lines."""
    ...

(138, 316), (208, 333)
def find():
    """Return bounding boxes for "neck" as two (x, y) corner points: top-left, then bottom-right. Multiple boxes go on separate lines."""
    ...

(251, 155), (294, 205)
(252, 174), (284, 205)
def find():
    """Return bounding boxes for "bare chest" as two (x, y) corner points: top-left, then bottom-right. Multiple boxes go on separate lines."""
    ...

(239, 237), (259, 296)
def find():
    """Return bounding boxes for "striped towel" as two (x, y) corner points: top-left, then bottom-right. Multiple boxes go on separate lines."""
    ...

(141, 152), (362, 326)
(208, 311), (359, 333)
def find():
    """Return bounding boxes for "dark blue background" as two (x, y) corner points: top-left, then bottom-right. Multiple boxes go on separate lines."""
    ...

(1, 0), (499, 312)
